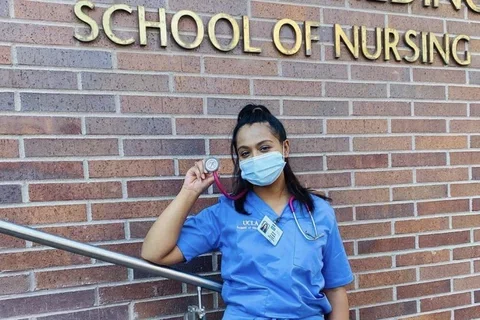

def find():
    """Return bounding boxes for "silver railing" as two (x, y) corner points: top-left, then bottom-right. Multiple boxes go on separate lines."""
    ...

(0, 220), (223, 319)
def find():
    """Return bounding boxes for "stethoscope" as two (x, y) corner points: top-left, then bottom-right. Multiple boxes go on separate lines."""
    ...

(205, 157), (323, 241)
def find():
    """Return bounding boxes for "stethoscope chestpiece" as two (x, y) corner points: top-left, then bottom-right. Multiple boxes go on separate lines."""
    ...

(205, 157), (220, 173)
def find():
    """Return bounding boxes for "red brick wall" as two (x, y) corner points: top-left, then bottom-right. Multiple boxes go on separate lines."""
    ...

(0, 0), (479, 319)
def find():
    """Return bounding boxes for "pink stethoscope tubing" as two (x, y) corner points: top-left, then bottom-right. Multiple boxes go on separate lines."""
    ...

(212, 171), (247, 201)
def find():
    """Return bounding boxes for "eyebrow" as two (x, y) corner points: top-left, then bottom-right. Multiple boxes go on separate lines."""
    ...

(238, 140), (273, 150)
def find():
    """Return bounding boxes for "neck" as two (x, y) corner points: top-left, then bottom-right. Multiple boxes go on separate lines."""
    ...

(253, 173), (290, 203)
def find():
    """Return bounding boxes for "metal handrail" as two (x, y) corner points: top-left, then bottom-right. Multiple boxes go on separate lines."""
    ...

(0, 220), (223, 293)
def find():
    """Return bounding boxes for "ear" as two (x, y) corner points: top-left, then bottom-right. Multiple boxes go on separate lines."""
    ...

(283, 139), (290, 158)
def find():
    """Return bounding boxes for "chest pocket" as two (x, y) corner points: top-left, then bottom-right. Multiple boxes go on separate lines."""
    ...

(293, 216), (327, 278)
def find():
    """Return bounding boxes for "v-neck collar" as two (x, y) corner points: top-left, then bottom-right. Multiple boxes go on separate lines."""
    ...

(245, 191), (291, 222)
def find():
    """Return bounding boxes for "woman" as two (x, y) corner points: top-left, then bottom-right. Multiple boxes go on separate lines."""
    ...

(141, 105), (353, 320)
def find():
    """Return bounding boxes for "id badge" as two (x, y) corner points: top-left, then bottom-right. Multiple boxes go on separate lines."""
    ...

(257, 215), (283, 246)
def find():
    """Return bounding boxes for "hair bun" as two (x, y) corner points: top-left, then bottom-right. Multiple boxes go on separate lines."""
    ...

(237, 104), (271, 122)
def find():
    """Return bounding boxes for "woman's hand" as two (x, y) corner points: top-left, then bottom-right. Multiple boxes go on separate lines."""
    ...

(182, 160), (215, 196)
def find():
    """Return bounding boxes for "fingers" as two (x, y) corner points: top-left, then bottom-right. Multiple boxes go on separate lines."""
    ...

(194, 160), (207, 180)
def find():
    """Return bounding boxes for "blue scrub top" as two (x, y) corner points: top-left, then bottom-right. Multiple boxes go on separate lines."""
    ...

(177, 191), (353, 320)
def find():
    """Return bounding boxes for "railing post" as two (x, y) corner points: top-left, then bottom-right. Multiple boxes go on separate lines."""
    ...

(185, 286), (207, 319)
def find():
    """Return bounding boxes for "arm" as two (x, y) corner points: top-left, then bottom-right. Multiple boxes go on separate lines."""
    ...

(141, 160), (214, 265)
(324, 286), (349, 320)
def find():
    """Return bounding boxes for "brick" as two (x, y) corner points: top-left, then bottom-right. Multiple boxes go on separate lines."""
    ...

(325, 82), (387, 98)
(449, 86), (480, 101)
(420, 262), (471, 281)
(25, 139), (118, 157)
(29, 182), (122, 201)
(205, 57), (278, 76)
(176, 76), (249, 95)
(355, 170), (413, 186)
(289, 156), (324, 172)
(0, 205), (86, 225)
(282, 119), (323, 134)
(0, 233), (25, 249)
(392, 152), (446, 167)
(87, 117), (171, 135)
(451, 120), (480, 133)
(454, 305), (480, 319)
(36, 266), (127, 290)
(349, 288), (393, 308)
(282, 61), (347, 80)
(351, 65), (409, 81)
(134, 294), (214, 319)
(475, 199), (480, 211)
(396, 249), (450, 267)
(0, 92), (14, 110)
(329, 188), (390, 206)
(358, 269), (416, 288)
(354, 136), (412, 151)
(290, 137), (349, 153)
(472, 104), (480, 116)
(353, 101), (411, 116)
(398, 280), (450, 300)
(473, 136), (480, 148)
(453, 214), (480, 229)
(339, 222), (391, 240)
(393, 185), (447, 201)
(0, 161), (83, 181)
(130, 221), (153, 239)
(118, 53), (200, 72)
(252, 1), (319, 20)
(0, 2), (7, 17)
(0, 46), (9, 65)
(392, 119), (446, 133)
(395, 217), (449, 234)
(454, 275), (480, 291)
(38, 223), (125, 243)
(82, 72), (169, 92)
(349, 256), (392, 273)
(298, 172), (351, 188)
(207, 98), (280, 115)
(100, 242), (142, 257)
(468, 71), (480, 85)
(451, 182), (480, 197)
(413, 68), (466, 83)
(36, 306), (129, 320)
(416, 136), (467, 150)
(356, 203), (414, 220)
(124, 139), (205, 156)
(0, 69), (76, 89)
(327, 119), (387, 134)
(358, 236), (415, 254)
(17, 47), (112, 69)
(121, 96), (203, 115)
(0, 139), (19, 158)
(451, 152), (480, 165)
(0, 116), (81, 135)
(420, 231), (470, 248)
(417, 167), (468, 183)
(421, 293), (470, 313)
(0, 185), (22, 204)
(171, 0), (246, 15)
(92, 201), (162, 220)
(99, 279), (181, 304)
(0, 22), (75, 46)
(1, 275), (29, 297)
(401, 311), (451, 320)
(89, 159), (174, 178)
(359, 301), (417, 319)
(255, 79), (322, 96)
(415, 102), (467, 117)
(0, 249), (89, 272)
(348, 0), (408, 12)
(390, 84), (445, 100)
(15, 0), (73, 22)
(283, 100), (349, 116)
(327, 154), (388, 170)
(209, 138), (230, 155)
(176, 118), (235, 135)
(332, 206), (354, 222)
(453, 245), (480, 260)
(127, 180), (184, 198)
(21, 93), (116, 113)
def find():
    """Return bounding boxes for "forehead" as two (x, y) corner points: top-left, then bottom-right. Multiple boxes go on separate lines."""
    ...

(236, 123), (278, 147)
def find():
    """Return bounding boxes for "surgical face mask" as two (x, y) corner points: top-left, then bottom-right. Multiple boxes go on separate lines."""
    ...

(239, 151), (286, 186)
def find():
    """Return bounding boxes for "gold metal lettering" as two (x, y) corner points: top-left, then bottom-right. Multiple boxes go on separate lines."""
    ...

(392, 0), (414, 3)
(361, 26), (382, 60)
(423, 0), (440, 7)
(452, 34), (471, 66)
(404, 30), (420, 63)
(208, 13), (240, 52)
(421, 32), (429, 63)
(334, 24), (359, 59)
(138, 6), (167, 46)
(102, 4), (134, 45)
(305, 21), (320, 56)
(429, 33), (450, 64)
(451, 0), (480, 12)
(243, 16), (261, 53)
(73, 0), (99, 42)
(384, 27), (401, 61)
(273, 19), (302, 56)
(171, 10), (204, 49)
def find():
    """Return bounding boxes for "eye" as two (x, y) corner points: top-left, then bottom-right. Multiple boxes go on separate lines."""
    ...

(260, 145), (271, 152)
(240, 151), (250, 158)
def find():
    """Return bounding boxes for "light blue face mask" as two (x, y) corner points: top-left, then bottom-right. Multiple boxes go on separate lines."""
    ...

(239, 151), (286, 186)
